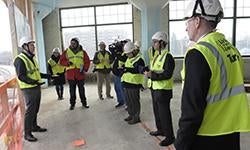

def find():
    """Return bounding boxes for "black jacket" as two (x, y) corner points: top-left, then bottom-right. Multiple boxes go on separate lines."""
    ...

(121, 56), (145, 89)
(150, 53), (175, 98)
(47, 55), (65, 85)
(14, 51), (50, 86)
(112, 53), (127, 77)
(92, 50), (114, 74)
(174, 49), (211, 150)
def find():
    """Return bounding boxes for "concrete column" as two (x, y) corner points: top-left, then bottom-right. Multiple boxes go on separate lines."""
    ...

(33, 3), (54, 87)
(140, 6), (162, 64)
(129, 0), (169, 64)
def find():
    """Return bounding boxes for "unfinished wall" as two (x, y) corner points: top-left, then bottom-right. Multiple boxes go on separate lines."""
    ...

(42, 8), (61, 63)
(133, 6), (141, 43)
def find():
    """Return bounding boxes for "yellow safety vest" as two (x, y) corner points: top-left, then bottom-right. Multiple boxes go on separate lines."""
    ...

(16, 53), (42, 89)
(95, 52), (111, 69)
(121, 54), (144, 85)
(150, 49), (173, 90)
(48, 58), (65, 75)
(66, 48), (84, 70)
(182, 32), (250, 136)
(147, 47), (159, 88)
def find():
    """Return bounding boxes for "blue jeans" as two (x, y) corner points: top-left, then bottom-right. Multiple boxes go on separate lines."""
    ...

(113, 75), (125, 104)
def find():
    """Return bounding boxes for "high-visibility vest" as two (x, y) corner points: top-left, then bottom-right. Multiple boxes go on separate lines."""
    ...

(150, 49), (173, 90)
(95, 51), (111, 69)
(182, 32), (250, 136)
(66, 48), (84, 70)
(147, 47), (159, 88)
(121, 54), (144, 85)
(48, 58), (65, 75)
(148, 47), (158, 66)
(15, 53), (42, 89)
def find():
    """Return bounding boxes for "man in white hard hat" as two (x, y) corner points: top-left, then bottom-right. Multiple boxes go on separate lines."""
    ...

(144, 31), (175, 146)
(14, 36), (49, 142)
(121, 41), (145, 124)
(48, 47), (65, 100)
(93, 41), (114, 100)
(167, 0), (250, 150)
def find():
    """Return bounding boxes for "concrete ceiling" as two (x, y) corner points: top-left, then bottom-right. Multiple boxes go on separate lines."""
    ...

(31, 0), (171, 9)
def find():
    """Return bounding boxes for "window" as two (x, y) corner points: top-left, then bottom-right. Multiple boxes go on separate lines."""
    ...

(237, 0), (250, 17)
(61, 7), (95, 27)
(0, 1), (13, 65)
(97, 24), (133, 46)
(236, 19), (250, 55)
(60, 4), (133, 59)
(62, 27), (96, 57)
(96, 4), (132, 24)
(169, 0), (250, 57)
(169, 21), (188, 57)
(216, 19), (233, 42)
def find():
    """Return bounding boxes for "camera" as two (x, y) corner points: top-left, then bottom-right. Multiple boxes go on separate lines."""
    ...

(108, 40), (128, 57)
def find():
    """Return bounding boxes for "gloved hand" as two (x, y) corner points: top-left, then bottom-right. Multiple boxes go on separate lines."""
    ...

(68, 61), (73, 66)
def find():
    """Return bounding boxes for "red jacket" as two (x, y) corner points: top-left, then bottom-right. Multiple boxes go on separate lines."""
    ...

(60, 49), (90, 80)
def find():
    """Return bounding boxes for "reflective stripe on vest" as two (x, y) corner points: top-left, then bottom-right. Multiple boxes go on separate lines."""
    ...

(121, 54), (144, 85)
(150, 50), (173, 90)
(66, 49), (84, 70)
(198, 41), (245, 104)
(48, 58), (65, 75)
(16, 53), (42, 89)
(95, 52), (111, 69)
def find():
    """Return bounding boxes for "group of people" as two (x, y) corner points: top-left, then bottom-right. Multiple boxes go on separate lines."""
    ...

(14, 0), (250, 150)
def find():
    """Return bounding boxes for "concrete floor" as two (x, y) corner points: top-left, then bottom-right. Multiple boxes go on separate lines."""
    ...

(23, 82), (250, 150)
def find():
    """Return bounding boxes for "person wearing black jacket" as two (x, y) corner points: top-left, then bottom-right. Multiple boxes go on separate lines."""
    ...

(121, 41), (145, 125)
(14, 37), (49, 142)
(167, 0), (250, 150)
(144, 31), (175, 146)
(48, 48), (65, 100)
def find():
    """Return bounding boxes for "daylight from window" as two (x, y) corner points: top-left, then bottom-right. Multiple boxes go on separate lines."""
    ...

(169, 0), (250, 56)
(60, 4), (133, 59)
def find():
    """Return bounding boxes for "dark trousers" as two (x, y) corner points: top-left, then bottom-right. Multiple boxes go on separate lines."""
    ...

(55, 84), (64, 98)
(151, 90), (175, 140)
(124, 88), (140, 120)
(191, 133), (240, 150)
(22, 86), (41, 135)
(68, 79), (87, 106)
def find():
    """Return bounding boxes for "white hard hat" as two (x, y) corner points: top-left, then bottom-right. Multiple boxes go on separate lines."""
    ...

(151, 31), (168, 43)
(184, 0), (224, 23)
(99, 41), (106, 46)
(19, 36), (35, 47)
(52, 47), (60, 54)
(123, 41), (135, 54)
(134, 41), (141, 48)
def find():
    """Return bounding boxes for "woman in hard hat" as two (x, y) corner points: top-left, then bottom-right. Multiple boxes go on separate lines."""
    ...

(144, 31), (175, 146)
(121, 41), (145, 124)
(48, 47), (65, 100)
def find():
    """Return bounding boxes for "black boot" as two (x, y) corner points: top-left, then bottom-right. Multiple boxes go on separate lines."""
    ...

(24, 134), (37, 142)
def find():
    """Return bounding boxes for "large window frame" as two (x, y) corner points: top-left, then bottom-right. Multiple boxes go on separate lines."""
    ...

(169, 0), (250, 57)
(59, 3), (133, 59)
